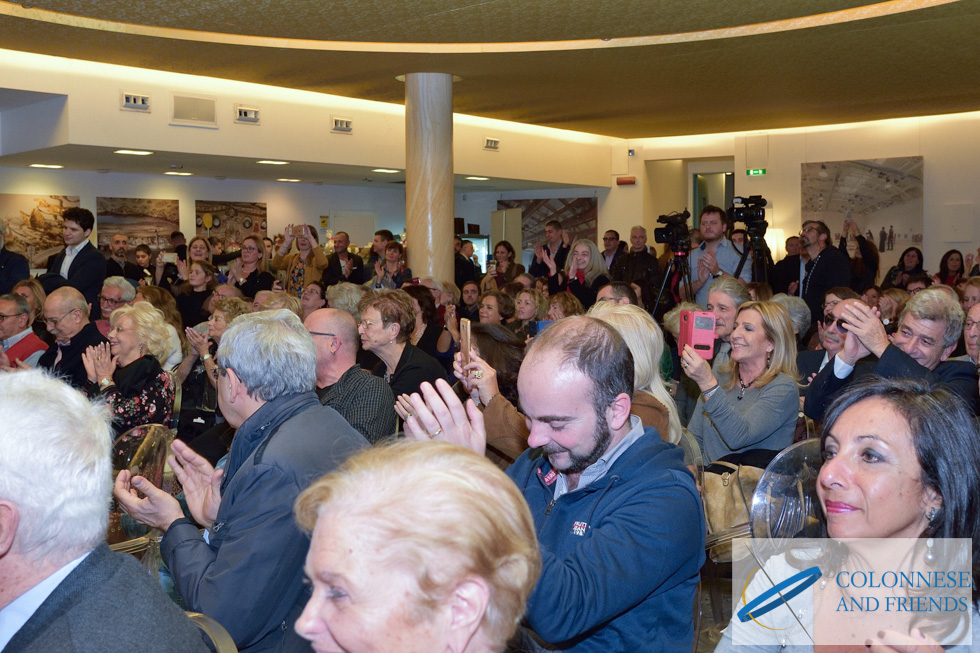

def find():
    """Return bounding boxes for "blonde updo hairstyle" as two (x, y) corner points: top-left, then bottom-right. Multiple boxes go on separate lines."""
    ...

(295, 440), (541, 649)
(210, 297), (251, 324)
(109, 302), (171, 363)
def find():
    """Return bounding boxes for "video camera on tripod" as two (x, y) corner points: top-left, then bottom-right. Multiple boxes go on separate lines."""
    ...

(652, 210), (693, 316)
(728, 195), (768, 240)
(653, 210), (692, 254)
(727, 195), (772, 282)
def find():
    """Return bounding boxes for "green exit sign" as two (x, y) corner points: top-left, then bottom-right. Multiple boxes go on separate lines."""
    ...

(746, 168), (767, 176)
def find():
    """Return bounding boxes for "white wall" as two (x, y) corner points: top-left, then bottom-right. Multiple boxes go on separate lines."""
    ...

(634, 112), (980, 271)
(0, 49), (617, 189)
(0, 166), (407, 249)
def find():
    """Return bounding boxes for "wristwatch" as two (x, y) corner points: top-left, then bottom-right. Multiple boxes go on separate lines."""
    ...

(713, 271), (724, 278)
(98, 377), (113, 390)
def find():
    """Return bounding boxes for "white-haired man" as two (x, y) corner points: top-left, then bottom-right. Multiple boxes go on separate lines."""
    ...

(0, 370), (208, 652)
(95, 275), (136, 336)
(805, 287), (978, 420)
(115, 310), (368, 653)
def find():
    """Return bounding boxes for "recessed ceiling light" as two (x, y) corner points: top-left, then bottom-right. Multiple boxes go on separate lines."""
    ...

(372, 168), (400, 174)
(114, 149), (154, 156)
(277, 178), (301, 183)
(29, 164), (63, 169)
(164, 171), (193, 176)
(465, 176), (490, 181)
(258, 160), (289, 165)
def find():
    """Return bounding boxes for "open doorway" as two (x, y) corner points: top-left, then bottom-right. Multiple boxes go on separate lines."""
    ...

(692, 172), (734, 225)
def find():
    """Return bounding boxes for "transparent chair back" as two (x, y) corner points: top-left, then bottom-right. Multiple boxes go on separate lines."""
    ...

(108, 424), (176, 547)
(747, 437), (823, 560)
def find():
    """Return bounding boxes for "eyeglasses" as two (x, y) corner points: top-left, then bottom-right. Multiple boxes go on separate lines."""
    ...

(602, 236), (618, 241)
(308, 331), (336, 338)
(822, 313), (847, 332)
(799, 226), (817, 236)
(965, 319), (980, 331)
(822, 299), (841, 311)
(98, 294), (126, 307)
(43, 309), (78, 327)
(0, 312), (24, 322)
(240, 246), (259, 252)
(908, 286), (925, 295)
(358, 319), (377, 328)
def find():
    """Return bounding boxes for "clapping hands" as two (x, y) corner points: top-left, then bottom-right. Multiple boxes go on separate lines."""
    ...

(82, 342), (118, 384)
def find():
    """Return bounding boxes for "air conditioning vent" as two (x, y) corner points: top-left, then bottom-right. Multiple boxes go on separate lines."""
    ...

(483, 136), (500, 151)
(331, 116), (353, 134)
(235, 105), (260, 124)
(121, 92), (150, 112)
(171, 94), (217, 129)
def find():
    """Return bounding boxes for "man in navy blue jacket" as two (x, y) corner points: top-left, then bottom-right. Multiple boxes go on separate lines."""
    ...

(805, 288), (978, 420)
(43, 207), (106, 319)
(0, 220), (29, 295)
(115, 311), (368, 653)
(404, 317), (705, 652)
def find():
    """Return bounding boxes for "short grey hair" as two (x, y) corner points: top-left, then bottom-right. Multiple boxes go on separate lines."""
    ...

(217, 310), (316, 401)
(325, 282), (368, 321)
(630, 225), (646, 235)
(0, 370), (112, 563)
(102, 276), (136, 302)
(0, 293), (31, 317)
(420, 277), (444, 293)
(901, 287), (965, 348)
(771, 293), (812, 336)
(707, 275), (751, 308)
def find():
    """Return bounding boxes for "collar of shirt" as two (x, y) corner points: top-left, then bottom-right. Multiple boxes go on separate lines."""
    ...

(65, 241), (89, 258)
(554, 414), (645, 499)
(0, 550), (90, 651)
(1, 327), (35, 350)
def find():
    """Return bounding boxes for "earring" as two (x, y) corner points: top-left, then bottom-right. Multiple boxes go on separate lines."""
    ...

(924, 537), (936, 565)
(766, 351), (772, 367)
(927, 507), (939, 523)
(139, 343), (145, 356)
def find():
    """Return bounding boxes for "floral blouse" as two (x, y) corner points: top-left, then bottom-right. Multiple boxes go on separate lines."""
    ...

(102, 363), (176, 436)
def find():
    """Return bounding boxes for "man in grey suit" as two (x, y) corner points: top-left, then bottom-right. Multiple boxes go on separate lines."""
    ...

(0, 370), (207, 653)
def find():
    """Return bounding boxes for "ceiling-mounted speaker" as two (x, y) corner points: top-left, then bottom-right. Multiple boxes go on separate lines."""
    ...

(171, 93), (217, 128)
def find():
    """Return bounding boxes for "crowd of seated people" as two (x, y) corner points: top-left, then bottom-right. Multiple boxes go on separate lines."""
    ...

(3, 216), (980, 653)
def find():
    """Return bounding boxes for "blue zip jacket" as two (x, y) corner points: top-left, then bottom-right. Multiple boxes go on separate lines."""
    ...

(507, 427), (705, 652)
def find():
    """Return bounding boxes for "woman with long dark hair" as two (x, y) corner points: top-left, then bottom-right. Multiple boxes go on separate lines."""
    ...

(881, 246), (925, 290)
(480, 240), (525, 292)
(934, 248), (965, 287)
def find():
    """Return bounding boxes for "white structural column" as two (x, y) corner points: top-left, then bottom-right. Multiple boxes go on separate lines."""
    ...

(405, 72), (454, 282)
